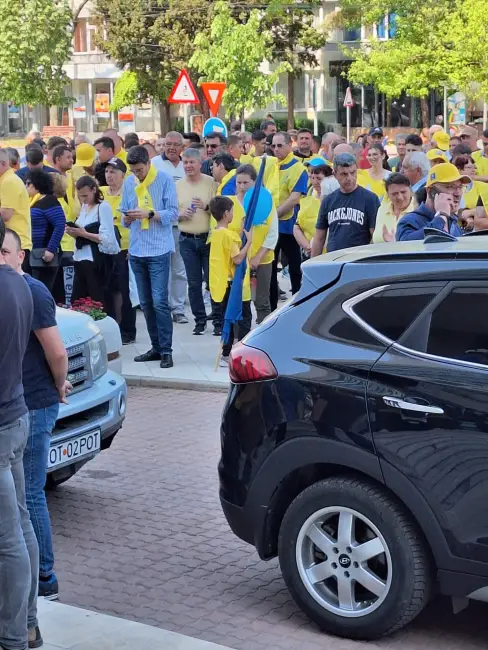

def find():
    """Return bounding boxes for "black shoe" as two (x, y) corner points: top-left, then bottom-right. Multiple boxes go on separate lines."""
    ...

(160, 353), (174, 369)
(213, 326), (222, 337)
(134, 348), (161, 362)
(122, 335), (136, 345)
(193, 323), (207, 335)
(28, 625), (43, 648)
(38, 575), (59, 601)
(206, 312), (216, 321)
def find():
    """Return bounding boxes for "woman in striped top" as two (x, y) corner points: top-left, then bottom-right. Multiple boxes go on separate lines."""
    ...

(25, 169), (66, 293)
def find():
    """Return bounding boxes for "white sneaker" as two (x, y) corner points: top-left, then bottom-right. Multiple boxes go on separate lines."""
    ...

(219, 355), (229, 368)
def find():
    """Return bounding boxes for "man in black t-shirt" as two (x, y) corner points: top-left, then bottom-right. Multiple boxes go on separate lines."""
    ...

(2, 228), (70, 606)
(312, 153), (380, 256)
(0, 219), (44, 650)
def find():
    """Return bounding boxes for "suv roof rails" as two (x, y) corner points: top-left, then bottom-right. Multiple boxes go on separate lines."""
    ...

(424, 227), (457, 244)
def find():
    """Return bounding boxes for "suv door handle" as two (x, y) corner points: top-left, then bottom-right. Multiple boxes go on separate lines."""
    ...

(383, 396), (444, 415)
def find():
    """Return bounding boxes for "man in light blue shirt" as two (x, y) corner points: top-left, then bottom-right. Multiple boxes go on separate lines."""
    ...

(120, 146), (178, 369)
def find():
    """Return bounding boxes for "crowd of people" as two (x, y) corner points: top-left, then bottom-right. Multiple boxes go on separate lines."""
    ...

(1, 120), (487, 372)
(1, 116), (488, 649)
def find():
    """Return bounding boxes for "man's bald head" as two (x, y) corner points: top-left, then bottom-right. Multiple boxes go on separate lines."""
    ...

(333, 143), (354, 158)
(103, 129), (122, 154)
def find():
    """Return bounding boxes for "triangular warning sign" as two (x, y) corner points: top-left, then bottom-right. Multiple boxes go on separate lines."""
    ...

(168, 69), (199, 104)
(201, 82), (227, 116)
(343, 87), (354, 108)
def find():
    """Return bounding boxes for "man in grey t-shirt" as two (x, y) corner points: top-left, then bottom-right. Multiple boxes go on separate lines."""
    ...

(0, 217), (44, 649)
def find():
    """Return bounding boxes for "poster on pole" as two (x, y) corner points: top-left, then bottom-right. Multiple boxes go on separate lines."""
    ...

(448, 91), (466, 125)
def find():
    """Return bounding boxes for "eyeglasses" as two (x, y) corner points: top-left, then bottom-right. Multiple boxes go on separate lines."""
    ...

(206, 143), (219, 149)
(270, 143), (285, 149)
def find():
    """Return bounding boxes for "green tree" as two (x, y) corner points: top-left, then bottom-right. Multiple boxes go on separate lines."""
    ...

(337, 0), (463, 127)
(0, 0), (72, 106)
(262, 0), (328, 129)
(190, 1), (289, 122)
(94, 0), (214, 131)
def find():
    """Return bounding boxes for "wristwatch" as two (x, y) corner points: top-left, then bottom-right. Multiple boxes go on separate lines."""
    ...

(148, 210), (155, 219)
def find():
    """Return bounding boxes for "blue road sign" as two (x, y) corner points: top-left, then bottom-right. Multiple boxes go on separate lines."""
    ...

(202, 117), (228, 138)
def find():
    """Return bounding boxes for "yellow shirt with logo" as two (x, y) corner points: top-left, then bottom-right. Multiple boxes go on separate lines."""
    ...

(209, 227), (251, 303)
(278, 154), (308, 222)
(100, 187), (128, 250)
(0, 168), (31, 249)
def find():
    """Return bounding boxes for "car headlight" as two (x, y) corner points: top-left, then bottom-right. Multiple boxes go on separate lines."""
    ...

(88, 333), (107, 381)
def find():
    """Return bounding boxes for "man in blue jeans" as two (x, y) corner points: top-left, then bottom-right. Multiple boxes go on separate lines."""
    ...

(121, 146), (179, 369)
(1, 228), (70, 608)
(0, 219), (41, 650)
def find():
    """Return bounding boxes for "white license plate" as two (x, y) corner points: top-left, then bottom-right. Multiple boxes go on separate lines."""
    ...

(48, 430), (101, 469)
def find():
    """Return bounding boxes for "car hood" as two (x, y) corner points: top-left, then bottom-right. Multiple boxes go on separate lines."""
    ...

(56, 307), (100, 348)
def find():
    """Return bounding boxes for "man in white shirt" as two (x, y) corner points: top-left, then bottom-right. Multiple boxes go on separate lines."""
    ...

(153, 132), (188, 324)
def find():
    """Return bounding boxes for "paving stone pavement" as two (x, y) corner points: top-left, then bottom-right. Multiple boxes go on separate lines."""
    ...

(48, 387), (488, 650)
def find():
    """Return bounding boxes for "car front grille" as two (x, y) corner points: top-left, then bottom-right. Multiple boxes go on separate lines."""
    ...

(66, 343), (91, 394)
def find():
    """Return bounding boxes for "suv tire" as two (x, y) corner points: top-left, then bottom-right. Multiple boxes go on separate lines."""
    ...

(278, 476), (433, 640)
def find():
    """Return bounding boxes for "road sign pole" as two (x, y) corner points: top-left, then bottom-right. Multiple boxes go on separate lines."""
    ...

(183, 104), (189, 133)
(346, 106), (351, 143)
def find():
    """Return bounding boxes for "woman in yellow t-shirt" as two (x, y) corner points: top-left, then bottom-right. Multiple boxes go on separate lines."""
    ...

(294, 158), (329, 257)
(372, 172), (414, 243)
(230, 164), (278, 324)
(357, 144), (391, 201)
(454, 155), (488, 231)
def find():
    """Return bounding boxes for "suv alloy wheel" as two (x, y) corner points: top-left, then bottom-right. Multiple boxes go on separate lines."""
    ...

(278, 477), (433, 640)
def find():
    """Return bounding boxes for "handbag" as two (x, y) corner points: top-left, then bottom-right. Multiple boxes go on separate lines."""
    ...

(29, 248), (61, 268)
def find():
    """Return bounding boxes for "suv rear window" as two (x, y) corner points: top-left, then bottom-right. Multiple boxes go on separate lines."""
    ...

(353, 285), (440, 342)
(427, 287), (488, 364)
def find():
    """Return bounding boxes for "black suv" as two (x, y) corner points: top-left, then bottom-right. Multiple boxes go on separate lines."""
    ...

(219, 236), (488, 640)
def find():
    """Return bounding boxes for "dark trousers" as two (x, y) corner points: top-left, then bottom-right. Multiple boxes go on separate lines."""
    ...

(270, 233), (302, 312)
(31, 266), (59, 295)
(106, 251), (137, 340)
(130, 253), (173, 355)
(72, 260), (106, 306)
(179, 233), (209, 327)
(216, 284), (252, 356)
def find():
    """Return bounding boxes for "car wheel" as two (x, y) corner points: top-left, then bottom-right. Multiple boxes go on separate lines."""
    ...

(278, 476), (433, 640)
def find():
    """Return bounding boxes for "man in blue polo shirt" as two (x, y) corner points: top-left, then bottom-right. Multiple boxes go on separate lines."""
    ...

(269, 131), (309, 311)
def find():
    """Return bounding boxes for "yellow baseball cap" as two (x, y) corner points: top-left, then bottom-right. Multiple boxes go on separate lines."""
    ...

(427, 148), (448, 163)
(76, 143), (96, 168)
(432, 130), (450, 151)
(426, 162), (470, 187)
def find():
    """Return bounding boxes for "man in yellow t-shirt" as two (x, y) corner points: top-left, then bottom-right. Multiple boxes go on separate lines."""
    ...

(472, 128), (488, 182)
(0, 148), (31, 260)
(100, 157), (137, 344)
(208, 196), (252, 365)
(177, 148), (217, 335)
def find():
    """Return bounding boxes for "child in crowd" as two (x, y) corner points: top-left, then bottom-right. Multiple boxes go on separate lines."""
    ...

(209, 196), (252, 366)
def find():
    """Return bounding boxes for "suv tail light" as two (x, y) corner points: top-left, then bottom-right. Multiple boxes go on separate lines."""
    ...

(229, 343), (278, 383)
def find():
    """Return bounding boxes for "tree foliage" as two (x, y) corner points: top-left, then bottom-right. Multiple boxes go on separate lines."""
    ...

(0, 0), (72, 106)
(261, 0), (328, 127)
(190, 1), (289, 117)
(338, 0), (488, 111)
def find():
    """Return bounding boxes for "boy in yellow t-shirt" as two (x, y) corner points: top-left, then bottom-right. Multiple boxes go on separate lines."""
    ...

(209, 196), (252, 364)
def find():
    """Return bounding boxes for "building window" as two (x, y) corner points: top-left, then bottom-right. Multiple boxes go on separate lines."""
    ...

(73, 18), (102, 53)
(343, 26), (361, 41)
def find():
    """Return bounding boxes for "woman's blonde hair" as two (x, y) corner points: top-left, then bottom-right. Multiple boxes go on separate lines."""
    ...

(50, 172), (68, 198)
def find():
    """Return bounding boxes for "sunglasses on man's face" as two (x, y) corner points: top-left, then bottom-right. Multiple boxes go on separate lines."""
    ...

(206, 143), (219, 149)
(270, 143), (285, 149)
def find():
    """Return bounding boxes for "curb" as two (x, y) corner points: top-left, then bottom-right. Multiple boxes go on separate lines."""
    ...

(124, 375), (229, 393)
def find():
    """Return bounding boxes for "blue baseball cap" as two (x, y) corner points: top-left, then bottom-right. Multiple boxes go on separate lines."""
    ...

(306, 156), (331, 168)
